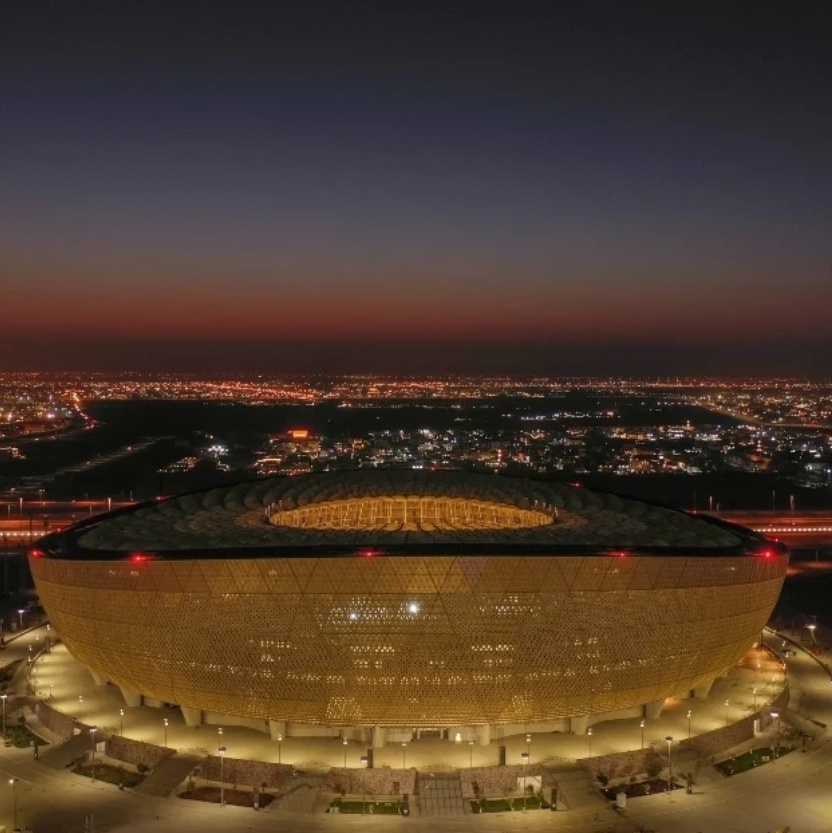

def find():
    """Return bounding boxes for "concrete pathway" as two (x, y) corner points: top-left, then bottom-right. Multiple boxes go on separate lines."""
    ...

(1, 622), (832, 831)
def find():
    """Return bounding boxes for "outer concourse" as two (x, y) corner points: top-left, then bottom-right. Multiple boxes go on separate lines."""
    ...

(29, 470), (788, 740)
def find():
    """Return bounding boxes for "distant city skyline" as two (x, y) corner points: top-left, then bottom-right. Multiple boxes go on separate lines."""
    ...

(1, 3), (830, 374)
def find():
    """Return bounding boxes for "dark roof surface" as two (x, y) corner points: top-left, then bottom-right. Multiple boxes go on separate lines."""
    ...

(58, 470), (756, 555)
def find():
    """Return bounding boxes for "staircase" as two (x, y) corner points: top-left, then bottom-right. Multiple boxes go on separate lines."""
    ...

(134, 752), (206, 797)
(550, 765), (606, 810)
(39, 733), (90, 770)
(417, 771), (467, 815)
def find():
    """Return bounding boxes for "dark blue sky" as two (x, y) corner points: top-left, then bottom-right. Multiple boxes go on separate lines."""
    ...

(1, 2), (830, 374)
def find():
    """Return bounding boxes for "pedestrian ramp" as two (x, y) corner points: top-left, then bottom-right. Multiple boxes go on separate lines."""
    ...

(39, 732), (90, 770)
(417, 772), (467, 816)
(551, 766), (606, 810)
(134, 752), (206, 797)
(782, 707), (824, 739)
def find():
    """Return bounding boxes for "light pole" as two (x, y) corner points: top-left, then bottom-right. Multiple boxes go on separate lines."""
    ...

(9, 777), (18, 831)
(45, 623), (51, 652)
(218, 746), (226, 805)
(771, 710), (781, 754)
(1, 693), (7, 736)
(17, 609), (24, 631)
(587, 727), (593, 760)
(520, 751), (529, 811)
(687, 710), (692, 739)
(119, 708), (124, 736)
(277, 733), (282, 763)
(90, 725), (98, 782)
(469, 739), (474, 768)
(163, 717), (169, 748)
(808, 623), (817, 647)
(640, 718), (645, 750)
(753, 686), (758, 712)
(343, 737), (348, 767)
(526, 732), (531, 763)
(401, 741), (407, 768)
(724, 699), (730, 726)
(665, 736), (674, 784)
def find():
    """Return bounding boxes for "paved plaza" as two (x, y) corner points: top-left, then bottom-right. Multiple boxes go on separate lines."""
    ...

(0, 621), (831, 831)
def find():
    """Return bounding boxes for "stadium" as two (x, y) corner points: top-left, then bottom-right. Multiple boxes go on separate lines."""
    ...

(29, 470), (787, 748)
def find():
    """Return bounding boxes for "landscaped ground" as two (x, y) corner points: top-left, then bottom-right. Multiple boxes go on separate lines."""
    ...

(602, 779), (678, 799)
(180, 787), (275, 808)
(471, 796), (551, 812)
(74, 763), (144, 788)
(329, 799), (406, 814)
(3, 722), (47, 749)
(716, 745), (794, 776)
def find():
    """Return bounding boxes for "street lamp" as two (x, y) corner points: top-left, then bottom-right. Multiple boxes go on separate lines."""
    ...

(753, 686), (758, 712)
(587, 727), (593, 760)
(401, 741), (407, 768)
(17, 609), (24, 631)
(277, 733), (282, 763)
(520, 751), (529, 811)
(724, 699), (730, 726)
(119, 708), (124, 736)
(640, 718), (645, 750)
(163, 717), (169, 748)
(526, 732), (532, 763)
(665, 736), (674, 783)
(469, 739), (474, 767)
(770, 710), (781, 754)
(218, 746), (226, 805)
(1, 693), (7, 737)
(343, 737), (349, 767)
(808, 623), (817, 647)
(90, 725), (98, 782)
(9, 778), (18, 831)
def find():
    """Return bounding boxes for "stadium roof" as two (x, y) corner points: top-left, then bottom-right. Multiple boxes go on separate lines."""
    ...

(36, 470), (771, 558)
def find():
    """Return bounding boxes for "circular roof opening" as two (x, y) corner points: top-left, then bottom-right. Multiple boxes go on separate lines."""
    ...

(267, 496), (556, 532)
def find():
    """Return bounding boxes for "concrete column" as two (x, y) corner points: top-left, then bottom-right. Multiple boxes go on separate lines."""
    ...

(644, 700), (664, 719)
(268, 720), (287, 740)
(119, 687), (142, 707)
(143, 696), (165, 708)
(693, 680), (715, 699)
(475, 724), (491, 746)
(181, 706), (202, 727)
(570, 715), (589, 735)
(371, 725), (386, 748)
(90, 671), (108, 686)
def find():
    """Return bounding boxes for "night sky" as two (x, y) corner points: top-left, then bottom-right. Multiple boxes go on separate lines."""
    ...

(1, 2), (830, 375)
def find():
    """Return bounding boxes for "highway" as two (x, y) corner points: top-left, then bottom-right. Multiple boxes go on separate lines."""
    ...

(1, 500), (832, 546)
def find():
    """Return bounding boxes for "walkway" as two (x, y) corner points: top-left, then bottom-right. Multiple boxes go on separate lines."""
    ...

(0, 622), (831, 830)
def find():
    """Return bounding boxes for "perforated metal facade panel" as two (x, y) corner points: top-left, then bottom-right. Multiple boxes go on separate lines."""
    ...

(31, 552), (786, 726)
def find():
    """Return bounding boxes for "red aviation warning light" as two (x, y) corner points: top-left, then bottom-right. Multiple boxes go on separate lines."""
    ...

(128, 552), (156, 564)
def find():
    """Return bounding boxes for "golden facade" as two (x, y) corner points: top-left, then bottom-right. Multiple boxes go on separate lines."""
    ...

(30, 550), (786, 726)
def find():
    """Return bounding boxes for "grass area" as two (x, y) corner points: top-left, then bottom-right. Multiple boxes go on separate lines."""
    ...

(329, 799), (406, 814)
(471, 796), (550, 813)
(3, 723), (47, 749)
(0, 659), (22, 687)
(716, 745), (794, 776)
(74, 763), (144, 788)
(180, 787), (275, 808)
(602, 779), (677, 799)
